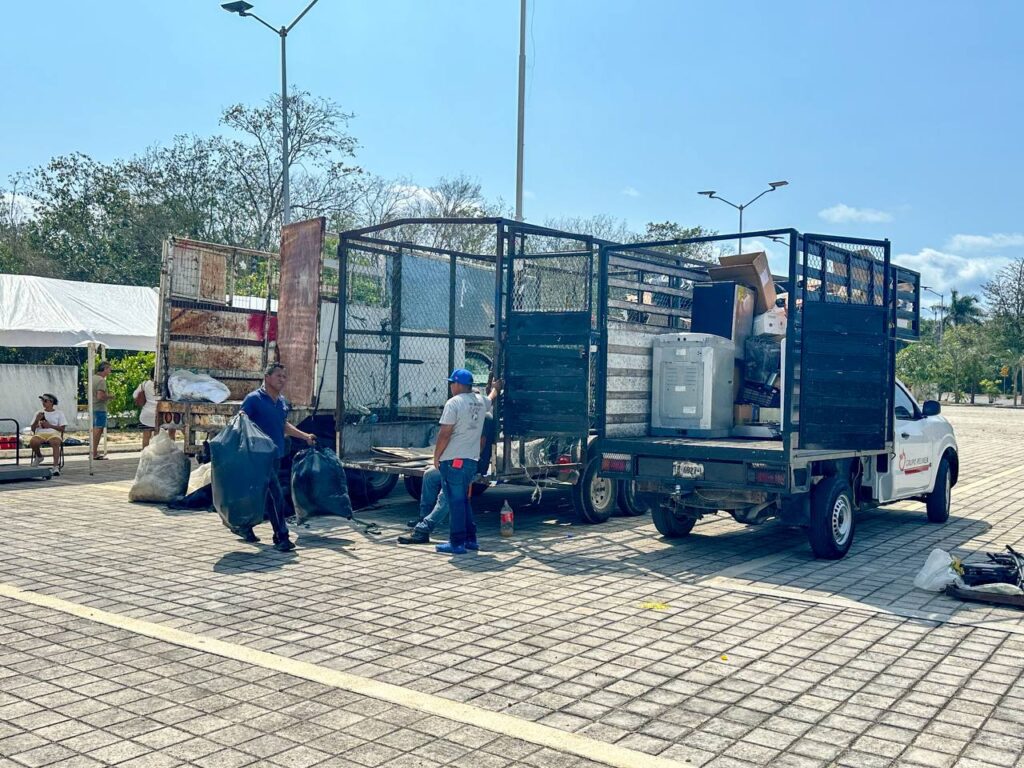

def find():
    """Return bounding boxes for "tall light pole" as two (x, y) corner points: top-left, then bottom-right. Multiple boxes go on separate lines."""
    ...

(222, 0), (321, 226)
(922, 286), (946, 344)
(698, 181), (788, 254)
(514, 0), (527, 221)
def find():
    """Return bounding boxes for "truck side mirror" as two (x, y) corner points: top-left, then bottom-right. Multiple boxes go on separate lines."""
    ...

(922, 400), (941, 417)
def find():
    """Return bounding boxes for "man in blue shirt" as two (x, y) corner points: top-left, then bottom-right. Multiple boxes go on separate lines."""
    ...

(240, 362), (316, 552)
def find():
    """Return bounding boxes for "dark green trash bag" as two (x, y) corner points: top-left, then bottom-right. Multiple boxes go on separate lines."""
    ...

(210, 412), (277, 530)
(291, 445), (354, 523)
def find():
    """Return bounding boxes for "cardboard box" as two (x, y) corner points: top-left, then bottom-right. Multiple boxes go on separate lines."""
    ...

(708, 252), (777, 314)
(734, 404), (754, 426)
(753, 311), (787, 338)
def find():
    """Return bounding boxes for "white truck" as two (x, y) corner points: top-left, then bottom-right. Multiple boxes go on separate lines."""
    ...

(594, 230), (960, 559)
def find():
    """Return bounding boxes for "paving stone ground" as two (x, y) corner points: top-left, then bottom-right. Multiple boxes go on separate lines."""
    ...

(1, 404), (1023, 767)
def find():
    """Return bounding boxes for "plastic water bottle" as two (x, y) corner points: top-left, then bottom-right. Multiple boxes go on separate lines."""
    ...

(500, 501), (514, 537)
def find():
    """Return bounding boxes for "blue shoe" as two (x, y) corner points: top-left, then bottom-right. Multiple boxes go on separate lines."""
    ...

(435, 543), (467, 555)
(465, 542), (479, 551)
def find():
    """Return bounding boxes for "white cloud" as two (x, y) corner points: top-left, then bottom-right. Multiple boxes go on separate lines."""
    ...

(894, 247), (1010, 301)
(818, 203), (893, 224)
(1, 192), (38, 222)
(945, 233), (1024, 251)
(621, 186), (640, 198)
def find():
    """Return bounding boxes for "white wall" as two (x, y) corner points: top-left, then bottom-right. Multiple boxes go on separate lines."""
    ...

(0, 365), (79, 435)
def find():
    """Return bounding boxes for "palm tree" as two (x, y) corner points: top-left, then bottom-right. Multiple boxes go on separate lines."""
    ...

(943, 289), (984, 329)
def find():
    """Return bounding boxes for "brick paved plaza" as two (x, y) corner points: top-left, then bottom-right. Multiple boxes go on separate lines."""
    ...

(1, 405), (1023, 768)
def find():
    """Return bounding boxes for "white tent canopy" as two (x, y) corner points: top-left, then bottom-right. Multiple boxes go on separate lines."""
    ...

(0, 274), (158, 351)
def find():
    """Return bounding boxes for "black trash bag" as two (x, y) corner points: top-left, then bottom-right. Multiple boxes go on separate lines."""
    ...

(210, 412), (277, 530)
(167, 485), (214, 511)
(291, 445), (354, 523)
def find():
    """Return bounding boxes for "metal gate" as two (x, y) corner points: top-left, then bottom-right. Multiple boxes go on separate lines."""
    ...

(797, 235), (893, 451)
(500, 233), (596, 438)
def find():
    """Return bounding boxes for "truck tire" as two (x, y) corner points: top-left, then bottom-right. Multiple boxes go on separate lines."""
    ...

(926, 457), (952, 524)
(403, 475), (423, 501)
(572, 458), (617, 524)
(346, 470), (399, 508)
(616, 481), (650, 517)
(652, 506), (697, 538)
(807, 476), (855, 559)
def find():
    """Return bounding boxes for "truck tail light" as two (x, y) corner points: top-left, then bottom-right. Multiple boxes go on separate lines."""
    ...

(557, 454), (572, 465)
(601, 453), (631, 473)
(747, 463), (787, 487)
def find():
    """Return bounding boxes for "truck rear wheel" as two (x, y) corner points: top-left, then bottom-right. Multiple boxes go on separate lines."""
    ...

(926, 457), (952, 523)
(652, 506), (697, 538)
(572, 458), (617, 524)
(403, 475), (423, 501)
(616, 481), (650, 517)
(808, 476), (855, 559)
(346, 470), (399, 508)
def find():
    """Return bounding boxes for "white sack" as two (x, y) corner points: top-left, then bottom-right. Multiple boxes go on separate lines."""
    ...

(129, 432), (191, 502)
(167, 369), (230, 404)
(914, 548), (959, 592)
(186, 461), (213, 496)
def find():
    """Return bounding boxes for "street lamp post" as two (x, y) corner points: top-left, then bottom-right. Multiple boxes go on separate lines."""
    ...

(514, 0), (527, 221)
(698, 181), (789, 254)
(222, 0), (321, 227)
(922, 286), (946, 344)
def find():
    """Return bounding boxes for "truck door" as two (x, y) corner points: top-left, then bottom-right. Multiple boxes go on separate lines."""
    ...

(891, 384), (933, 497)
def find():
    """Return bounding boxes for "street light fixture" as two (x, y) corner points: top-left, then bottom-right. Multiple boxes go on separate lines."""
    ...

(697, 181), (789, 254)
(221, 0), (321, 226)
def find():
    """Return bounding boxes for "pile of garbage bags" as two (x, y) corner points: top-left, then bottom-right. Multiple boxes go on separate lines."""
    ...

(129, 431), (191, 502)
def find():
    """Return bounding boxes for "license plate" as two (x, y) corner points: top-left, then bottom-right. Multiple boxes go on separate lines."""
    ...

(673, 461), (704, 479)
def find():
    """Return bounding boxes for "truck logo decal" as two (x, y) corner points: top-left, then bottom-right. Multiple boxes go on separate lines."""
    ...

(899, 450), (931, 475)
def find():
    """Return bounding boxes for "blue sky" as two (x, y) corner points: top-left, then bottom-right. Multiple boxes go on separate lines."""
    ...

(3, 0), (1023, 307)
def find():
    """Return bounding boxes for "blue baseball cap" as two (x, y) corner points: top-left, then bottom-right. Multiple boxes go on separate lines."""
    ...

(447, 368), (473, 385)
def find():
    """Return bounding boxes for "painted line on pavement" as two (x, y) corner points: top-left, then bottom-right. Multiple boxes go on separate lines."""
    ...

(0, 582), (684, 768)
(700, 576), (1024, 636)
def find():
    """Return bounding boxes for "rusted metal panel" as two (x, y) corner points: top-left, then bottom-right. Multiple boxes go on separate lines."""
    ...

(168, 342), (267, 373)
(169, 307), (278, 343)
(169, 242), (228, 303)
(278, 218), (326, 407)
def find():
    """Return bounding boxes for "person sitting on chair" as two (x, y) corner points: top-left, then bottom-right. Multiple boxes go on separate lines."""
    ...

(30, 393), (67, 476)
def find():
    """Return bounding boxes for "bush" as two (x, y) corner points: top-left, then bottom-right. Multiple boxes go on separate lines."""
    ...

(80, 351), (155, 422)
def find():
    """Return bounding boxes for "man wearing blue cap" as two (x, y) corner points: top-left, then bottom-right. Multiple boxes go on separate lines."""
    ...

(434, 368), (500, 555)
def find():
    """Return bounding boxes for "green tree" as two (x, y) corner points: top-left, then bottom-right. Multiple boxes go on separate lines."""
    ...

(983, 259), (1024, 405)
(897, 341), (940, 399)
(944, 289), (984, 329)
(80, 352), (154, 423)
(938, 325), (990, 403)
(635, 221), (716, 262)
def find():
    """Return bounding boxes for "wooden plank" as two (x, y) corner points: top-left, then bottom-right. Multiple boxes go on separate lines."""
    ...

(168, 342), (267, 373)
(507, 330), (590, 346)
(609, 254), (708, 281)
(508, 311), (590, 335)
(607, 299), (689, 318)
(170, 307), (277, 343)
(607, 278), (693, 299)
(606, 398), (648, 415)
(606, 353), (650, 371)
(279, 217), (326, 407)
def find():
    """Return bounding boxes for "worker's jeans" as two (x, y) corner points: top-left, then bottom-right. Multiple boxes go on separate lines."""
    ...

(415, 467), (449, 534)
(440, 459), (477, 547)
(265, 458), (290, 542)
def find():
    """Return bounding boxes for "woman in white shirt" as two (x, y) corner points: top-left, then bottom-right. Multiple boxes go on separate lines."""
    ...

(134, 368), (159, 448)
(30, 393), (67, 475)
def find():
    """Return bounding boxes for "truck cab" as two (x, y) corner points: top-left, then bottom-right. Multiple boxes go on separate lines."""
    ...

(872, 380), (958, 516)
